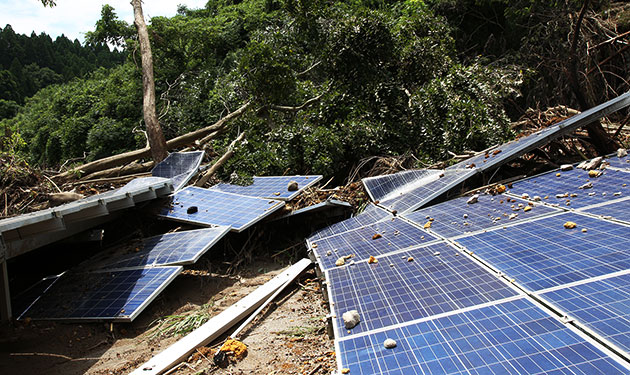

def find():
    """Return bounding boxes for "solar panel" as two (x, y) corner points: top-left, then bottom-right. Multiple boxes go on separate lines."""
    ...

(362, 169), (443, 202)
(404, 194), (560, 239)
(151, 151), (204, 191)
(582, 197), (630, 224)
(509, 167), (630, 209)
(210, 175), (323, 201)
(12, 275), (60, 319)
(540, 272), (630, 355)
(87, 227), (230, 270)
(157, 187), (285, 232)
(455, 212), (630, 292)
(119, 176), (172, 192)
(308, 203), (391, 241)
(327, 242), (519, 338)
(605, 154), (630, 172)
(378, 169), (478, 214)
(310, 217), (437, 271)
(337, 297), (629, 374)
(19, 266), (182, 322)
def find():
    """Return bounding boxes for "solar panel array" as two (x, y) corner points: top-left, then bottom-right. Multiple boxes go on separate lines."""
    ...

(582, 197), (630, 224)
(151, 151), (204, 191)
(605, 155), (630, 171)
(362, 169), (442, 202)
(211, 175), (322, 201)
(308, 203), (391, 241)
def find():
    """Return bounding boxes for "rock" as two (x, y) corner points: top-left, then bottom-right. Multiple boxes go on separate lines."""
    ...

(496, 185), (506, 193)
(563, 221), (577, 229)
(523, 206), (531, 212)
(423, 221), (432, 229)
(588, 170), (601, 178)
(618, 148), (628, 158)
(368, 256), (378, 264)
(335, 257), (345, 267)
(287, 180), (299, 191)
(521, 193), (529, 199)
(583, 157), (603, 170)
(384, 339), (397, 349)
(467, 194), (479, 204)
(372, 233), (382, 240)
(187, 206), (198, 214)
(533, 196), (541, 201)
(342, 310), (360, 329)
(560, 164), (573, 171)
(579, 182), (593, 189)
(509, 213), (518, 220)
(577, 160), (588, 169)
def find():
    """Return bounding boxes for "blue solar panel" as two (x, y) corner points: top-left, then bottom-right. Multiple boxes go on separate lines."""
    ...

(88, 227), (230, 270)
(19, 266), (182, 322)
(211, 175), (322, 201)
(328, 242), (518, 338)
(338, 297), (629, 374)
(308, 203), (391, 241)
(404, 194), (560, 238)
(311, 217), (437, 271)
(379, 169), (478, 214)
(158, 187), (285, 232)
(540, 272), (630, 355)
(509, 167), (630, 209)
(152, 151), (204, 191)
(605, 154), (630, 172)
(582, 197), (630, 224)
(455, 212), (630, 292)
(362, 169), (442, 202)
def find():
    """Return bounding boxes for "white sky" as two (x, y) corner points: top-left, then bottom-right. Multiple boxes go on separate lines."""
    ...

(0, 0), (208, 42)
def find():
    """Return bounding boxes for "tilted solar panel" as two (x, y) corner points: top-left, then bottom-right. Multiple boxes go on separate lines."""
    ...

(362, 169), (443, 202)
(540, 272), (630, 355)
(581, 197), (630, 224)
(310, 217), (437, 271)
(327, 242), (518, 338)
(19, 266), (182, 322)
(404, 194), (560, 239)
(151, 151), (204, 191)
(158, 187), (285, 232)
(308, 203), (391, 242)
(455, 212), (630, 292)
(337, 297), (629, 374)
(604, 154), (630, 172)
(210, 175), (322, 201)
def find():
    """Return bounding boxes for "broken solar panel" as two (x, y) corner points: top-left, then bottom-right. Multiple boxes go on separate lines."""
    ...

(152, 151), (204, 191)
(509, 167), (630, 209)
(337, 297), (629, 375)
(19, 266), (182, 322)
(582, 197), (630, 224)
(158, 187), (285, 232)
(308, 203), (391, 241)
(539, 272), (630, 355)
(87, 227), (230, 270)
(455, 212), (630, 292)
(327, 242), (518, 338)
(404, 194), (560, 239)
(362, 169), (442, 202)
(210, 175), (322, 201)
(310, 217), (437, 271)
(378, 169), (477, 214)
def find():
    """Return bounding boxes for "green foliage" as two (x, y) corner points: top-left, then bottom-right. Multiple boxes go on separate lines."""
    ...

(85, 5), (135, 47)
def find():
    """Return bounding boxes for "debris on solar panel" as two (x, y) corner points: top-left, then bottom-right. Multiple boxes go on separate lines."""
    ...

(342, 310), (360, 329)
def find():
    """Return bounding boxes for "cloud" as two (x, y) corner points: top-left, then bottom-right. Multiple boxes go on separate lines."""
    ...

(0, 0), (207, 42)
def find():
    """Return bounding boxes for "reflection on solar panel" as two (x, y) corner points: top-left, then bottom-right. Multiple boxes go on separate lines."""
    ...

(308, 203), (391, 241)
(605, 155), (630, 171)
(362, 170), (442, 202)
(89, 227), (230, 270)
(119, 176), (172, 192)
(152, 151), (204, 191)
(379, 169), (477, 214)
(337, 297), (629, 374)
(12, 275), (60, 319)
(582, 197), (630, 224)
(211, 175), (322, 201)
(310, 217), (437, 271)
(328, 242), (518, 338)
(20, 266), (182, 322)
(158, 187), (285, 232)
(404, 194), (559, 238)
(540, 272), (630, 354)
(455, 212), (630, 292)
(509, 168), (630, 209)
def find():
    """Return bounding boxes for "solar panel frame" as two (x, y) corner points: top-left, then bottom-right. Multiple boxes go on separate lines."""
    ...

(362, 169), (443, 202)
(454, 212), (630, 292)
(210, 175), (323, 201)
(336, 296), (630, 374)
(19, 266), (182, 322)
(327, 242), (520, 339)
(151, 151), (204, 191)
(157, 187), (285, 232)
(308, 203), (392, 242)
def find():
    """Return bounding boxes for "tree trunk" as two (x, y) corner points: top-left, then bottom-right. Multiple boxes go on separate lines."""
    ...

(132, 0), (168, 163)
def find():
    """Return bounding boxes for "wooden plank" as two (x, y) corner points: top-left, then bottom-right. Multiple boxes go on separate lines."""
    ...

(131, 258), (312, 375)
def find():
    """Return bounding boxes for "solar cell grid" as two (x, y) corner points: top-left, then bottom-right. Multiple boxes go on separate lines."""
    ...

(308, 203), (391, 242)
(327, 242), (519, 338)
(605, 155), (630, 172)
(362, 169), (442, 202)
(455, 212), (630, 292)
(338, 297), (629, 374)
(20, 266), (182, 321)
(158, 187), (285, 232)
(211, 175), (322, 201)
(404, 194), (560, 238)
(540, 272), (630, 355)
(508, 168), (630, 209)
(581, 197), (630, 224)
(151, 151), (204, 191)
(311, 217), (437, 271)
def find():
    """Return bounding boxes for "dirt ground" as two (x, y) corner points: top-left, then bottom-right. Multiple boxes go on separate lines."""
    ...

(0, 260), (336, 375)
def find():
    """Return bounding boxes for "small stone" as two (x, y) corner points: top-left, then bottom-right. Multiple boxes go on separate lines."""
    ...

(521, 193), (529, 199)
(570, 193), (578, 198)
(287, 180), (299, 191)
(533, 196), (541, 201)
(342, 310), (360, 329)
(326, 250), (332, 256)
(509, 213), (518, 220)
(424, 221), (432, 229)
(584, 156), (603, 170)
(523, 206), (532, 212)
(463, 214), (468, 219)
(617, 148), (628, 158)
(433, 251), (440, 256)
(467, 194), (479, 204)
(335, 257), (345, 267)
(556, 173), (561, 177)
(588, 192), (596, 196)
(407, 257), (414, 262)
(581, 228), (587, 233)
(368, 256), (378, 264)
(614, 192), (622, 196)
(372, 233), (382, 240)
(186, 206), (198, 214)
(384, 339), (397, 349)
(341, 368), (350, 374)
(560, 164), (573, 171)
(496, 185), (506, 193)
(588, 170), (601, 178)
(563, 221), (577, 229)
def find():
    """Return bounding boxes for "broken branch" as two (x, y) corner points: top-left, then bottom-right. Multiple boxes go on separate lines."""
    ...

(195, 132), (246, 187)
(270, 93), (324, 112)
